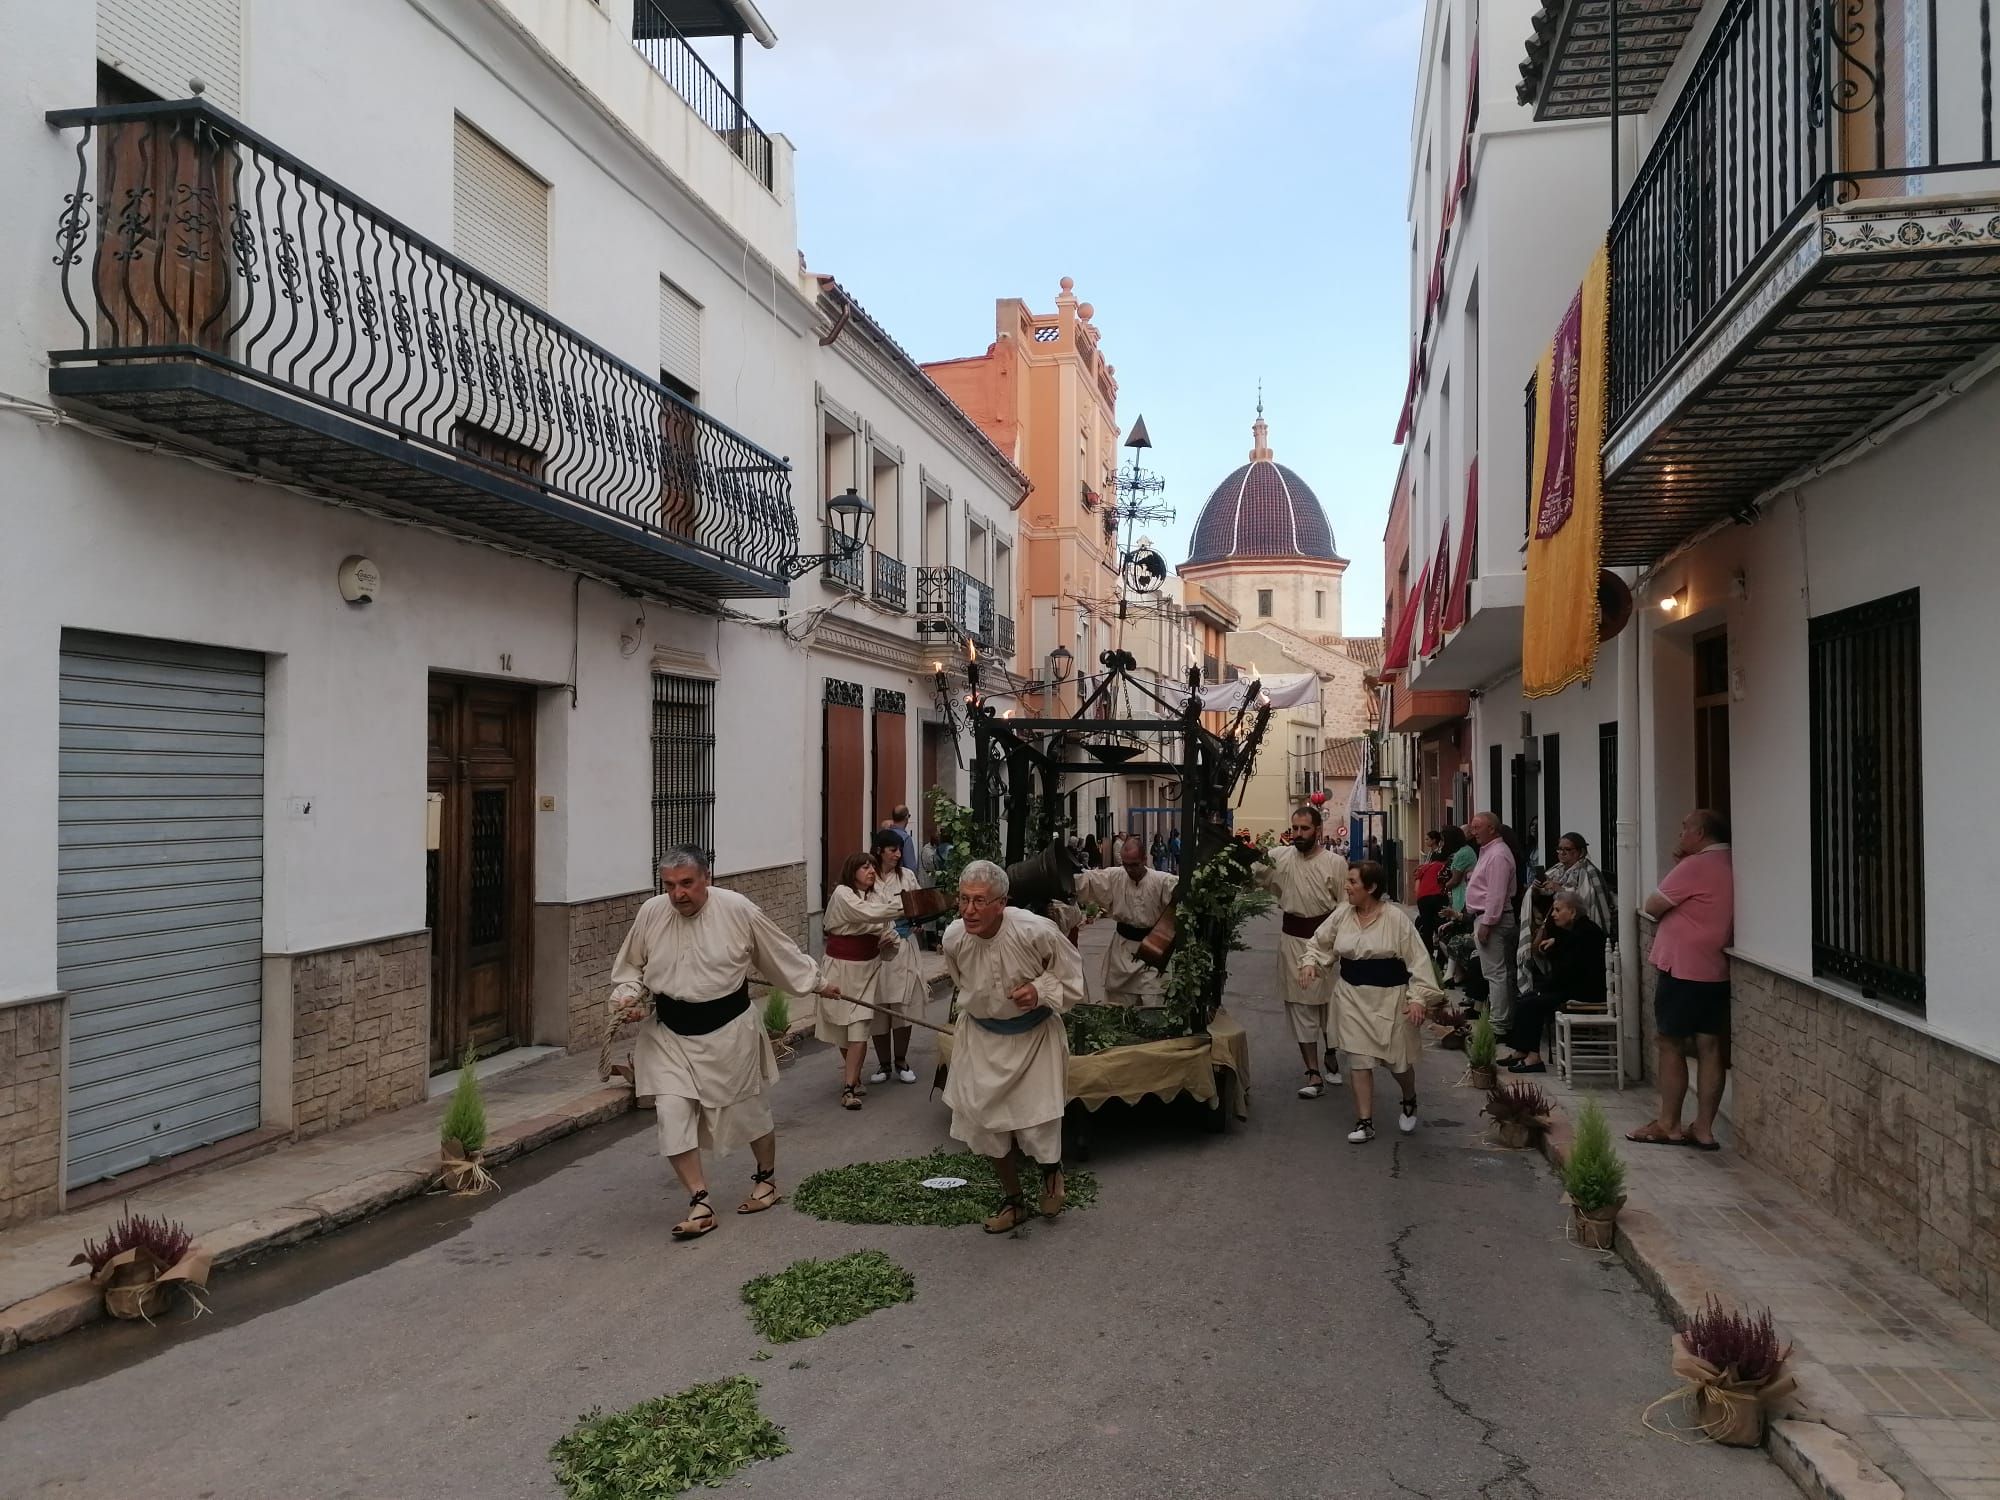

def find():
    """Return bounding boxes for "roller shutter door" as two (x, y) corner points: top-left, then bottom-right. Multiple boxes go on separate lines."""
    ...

(452, 118), (549, 305)
(659, 277), (702, 396)
(59, 632), (265, 1188)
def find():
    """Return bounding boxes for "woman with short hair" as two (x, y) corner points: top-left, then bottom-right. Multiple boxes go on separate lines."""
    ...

(866, 827), (926, 1085)
(818, 851), (904, 1110)
(1503, 889), (1608, 1074)
(1300, 860), (1443, 1144)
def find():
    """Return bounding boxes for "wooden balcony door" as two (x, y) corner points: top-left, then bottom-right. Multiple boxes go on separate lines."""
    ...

(427, 678), (535, 1071)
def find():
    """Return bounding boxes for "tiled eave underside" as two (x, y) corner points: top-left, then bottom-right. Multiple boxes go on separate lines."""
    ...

(1518, 0), (1707, 119)
(1602, 204), (2000, 566)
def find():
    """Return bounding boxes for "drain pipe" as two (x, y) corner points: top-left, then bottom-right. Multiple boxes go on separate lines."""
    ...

(1615, 585), (1643, 1082)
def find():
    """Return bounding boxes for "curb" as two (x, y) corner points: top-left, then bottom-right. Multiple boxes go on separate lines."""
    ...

(0, 1082), (633, 1360)
(1536, 1115), (1905, 1500)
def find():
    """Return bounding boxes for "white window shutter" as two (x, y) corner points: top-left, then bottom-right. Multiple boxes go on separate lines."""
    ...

(452, 119), (549, 306)
(98, 0), (242, 114)
(659, 278), (702, 396)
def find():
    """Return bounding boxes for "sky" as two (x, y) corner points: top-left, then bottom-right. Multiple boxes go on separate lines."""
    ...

(712, 0), (1423, 639)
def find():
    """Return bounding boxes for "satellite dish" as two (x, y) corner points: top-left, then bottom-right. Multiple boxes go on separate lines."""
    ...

(1124, 548), (1167, 594)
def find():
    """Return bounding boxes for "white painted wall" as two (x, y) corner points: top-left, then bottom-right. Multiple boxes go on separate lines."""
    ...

(1632, 375), (2000, 1057)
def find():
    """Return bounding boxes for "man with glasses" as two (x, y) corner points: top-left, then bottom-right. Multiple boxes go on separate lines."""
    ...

(941, 860), (1084, 1234)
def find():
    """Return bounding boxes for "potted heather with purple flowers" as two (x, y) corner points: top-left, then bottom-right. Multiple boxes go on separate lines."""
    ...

(1483, 1079), (1554, 1149)
(72, 1209), (211, 1322)
(1653, 1297), (1797, 1446)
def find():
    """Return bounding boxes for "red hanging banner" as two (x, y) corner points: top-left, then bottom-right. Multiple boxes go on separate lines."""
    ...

(1383, 559), (1430, 672)
(1443, 459), (1479, 633)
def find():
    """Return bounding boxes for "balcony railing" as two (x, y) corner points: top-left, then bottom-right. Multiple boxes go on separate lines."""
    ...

(914, 565), (992, 646)
(871, 550), (907, 612)
(44, 101), (796, 598)
(632, 0), (774, 191)
(1610, 0), (2000, 425)
(823, 526), (863, 592)
(995, 614), (1015, 658)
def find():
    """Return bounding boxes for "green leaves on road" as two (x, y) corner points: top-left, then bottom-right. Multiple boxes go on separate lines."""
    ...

(549, 1376), (786, 1499)
(739, 1249), (915, 1344)
(792, 1149), (1098, 1227)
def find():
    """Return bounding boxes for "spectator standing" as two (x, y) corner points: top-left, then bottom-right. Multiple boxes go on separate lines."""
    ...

(1167, 827), (1182, 874)
(1150, 831), (1168, 870)
(1081, 833), (1102, 870)
(1464, 812), (1519, 1034)
(1629, 810), (1735, 1151)
(1412, 832), (1449, 952)
(885, 804), (919, 876)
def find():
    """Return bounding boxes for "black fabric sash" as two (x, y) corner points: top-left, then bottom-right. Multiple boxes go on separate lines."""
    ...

(652, 983), (751, 1036)
(973, 1005), (1053, 1035)
(1281, 911), (1325, 939)
(1340, 956), (1412, 989)
(1114, 921), (1153, 943)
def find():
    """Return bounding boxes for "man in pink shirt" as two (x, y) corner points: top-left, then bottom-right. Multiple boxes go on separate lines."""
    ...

(1629, 809), (1735, 1151)
(1464, 812), (1519, 1034)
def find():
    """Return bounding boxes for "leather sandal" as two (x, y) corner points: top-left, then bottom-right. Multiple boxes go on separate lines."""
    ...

(1038, 1167), (1067, 1220)
(738, 1168), (782, 1214)
(672, 1190), (718, 1240)
(841, 1085), (863, 1110)
(983, 1195), (1030, 1234)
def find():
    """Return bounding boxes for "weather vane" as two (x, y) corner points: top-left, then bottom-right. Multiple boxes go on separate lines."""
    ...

(1112, 415), (1174, 621)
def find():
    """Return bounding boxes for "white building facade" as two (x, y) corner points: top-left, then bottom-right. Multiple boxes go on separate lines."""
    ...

(0, 0), (980, 1228)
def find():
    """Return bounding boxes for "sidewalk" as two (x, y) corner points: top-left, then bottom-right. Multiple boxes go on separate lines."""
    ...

(1536, 1067), (2000, 1500)
(0, 1048), (631, 1356)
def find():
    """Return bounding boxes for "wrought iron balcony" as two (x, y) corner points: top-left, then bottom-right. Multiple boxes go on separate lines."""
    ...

(995, 614), (1015, 658)
(870, 550), (907, 612)
(1596, 0), (2000, 564)
(632, 0), (774, 191)
(914, 565), (992, 647)
(822, 526), (863, 592)
(44, 101), (796, 598)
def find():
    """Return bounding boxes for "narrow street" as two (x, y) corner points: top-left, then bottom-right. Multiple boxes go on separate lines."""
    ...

(0, 918), (1793, 1500)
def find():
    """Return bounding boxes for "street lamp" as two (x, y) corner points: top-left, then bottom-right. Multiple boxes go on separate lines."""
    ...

(778, 487), (873, 579)
(1047, 644), (1074, 685)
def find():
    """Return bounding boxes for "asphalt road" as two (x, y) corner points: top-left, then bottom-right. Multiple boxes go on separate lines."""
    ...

(0, 917), (1797, 1500)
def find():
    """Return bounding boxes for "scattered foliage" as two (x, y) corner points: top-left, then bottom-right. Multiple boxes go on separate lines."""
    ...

(440, 1045), (488, 1154)
(923, 788), (1001, 901)
(75, 1210), (193, 1276)
(1162, 845), (1275, 1033)
(1484, 1080), (1555, 1126)
(1681, 1297), (1788, 1385)
(1063, 1004), (1186, 1055)
(549, 1376), (786, 1499)
(761, 989), (792, 1036)
(1464, 1013), (1498, 1069)
(739, 1250), (916, 1344)
(1563, 1098), (1627, 1212)
(792, 1150), (1098, 1228)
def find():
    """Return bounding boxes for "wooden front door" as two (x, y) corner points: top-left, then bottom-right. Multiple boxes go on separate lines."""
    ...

(427, 678), (535, 1071)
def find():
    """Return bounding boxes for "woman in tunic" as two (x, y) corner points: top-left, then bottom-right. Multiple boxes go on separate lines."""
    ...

(818, 851), (905, 1110)
(1300, 860), (1444, 1144)
(866, 828), (927, 1085)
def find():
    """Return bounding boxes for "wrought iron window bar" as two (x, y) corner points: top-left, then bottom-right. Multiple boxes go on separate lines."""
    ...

(822, 525), (864, 592)
(1610, 0), (1999, 426)
(995, 614), (1015, 658)
(631, 0), (775, 190)
(914, 564), (992, 647)
(45, 100), (798, 597)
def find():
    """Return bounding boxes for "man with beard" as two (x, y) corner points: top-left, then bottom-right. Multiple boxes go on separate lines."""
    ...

(1255, 805), (1350, 1097)
(1073, 833), (1178, 1007)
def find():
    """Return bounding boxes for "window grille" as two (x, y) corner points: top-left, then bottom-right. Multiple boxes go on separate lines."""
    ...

(652, 673), (716, 878)
(1809, 589), (1924, 1008)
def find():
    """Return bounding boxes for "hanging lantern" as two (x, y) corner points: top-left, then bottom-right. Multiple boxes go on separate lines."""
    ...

(1309, 790), (1328, 807)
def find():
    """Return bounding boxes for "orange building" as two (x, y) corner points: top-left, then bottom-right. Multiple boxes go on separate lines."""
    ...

(923, 277), (1121, 714)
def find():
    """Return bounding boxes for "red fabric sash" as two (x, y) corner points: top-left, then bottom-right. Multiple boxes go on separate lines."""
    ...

(824, 933), (880, 962)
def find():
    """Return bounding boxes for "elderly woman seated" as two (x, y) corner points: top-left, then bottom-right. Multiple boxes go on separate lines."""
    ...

(1500, 890), (1607, 1074)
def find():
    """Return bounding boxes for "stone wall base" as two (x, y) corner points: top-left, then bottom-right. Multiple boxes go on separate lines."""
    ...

(716, 862), (809, 951)
(290, 933), (429, 1141)
(548, 891), (651, 1056)
(0, 1000), (64, 1229)
(1728, 954), (2000, 1329)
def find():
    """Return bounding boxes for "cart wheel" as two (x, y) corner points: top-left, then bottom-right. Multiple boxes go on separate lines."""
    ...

(1204, 1069), (1234, 1134)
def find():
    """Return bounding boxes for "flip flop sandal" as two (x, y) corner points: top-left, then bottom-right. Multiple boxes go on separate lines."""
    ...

(1685, 1137), (1723, 1152)
(738, 1168), (783, 1213)
(1625, 1125), (1689, 1146)
(672, 1190), (718, 1240)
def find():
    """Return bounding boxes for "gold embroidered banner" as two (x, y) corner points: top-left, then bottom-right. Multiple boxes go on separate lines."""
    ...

(1523, 242), (1609, 699)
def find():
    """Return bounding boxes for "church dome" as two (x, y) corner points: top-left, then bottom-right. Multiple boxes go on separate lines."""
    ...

(1183, 407), (1342, 566)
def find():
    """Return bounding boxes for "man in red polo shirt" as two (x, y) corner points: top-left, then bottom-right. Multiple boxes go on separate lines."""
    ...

(1629, 809), (1735, 1151)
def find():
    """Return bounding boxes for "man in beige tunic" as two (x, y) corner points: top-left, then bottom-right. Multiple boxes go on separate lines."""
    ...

(1073, 835), (1177, 1007)
(609, 845), (839, 1241)
(942, 860), (1085, 1234)
(1255, 805), (1351, 1098)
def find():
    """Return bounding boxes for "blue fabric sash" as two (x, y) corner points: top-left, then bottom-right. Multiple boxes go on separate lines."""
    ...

(972, 1005), (1053, 1035)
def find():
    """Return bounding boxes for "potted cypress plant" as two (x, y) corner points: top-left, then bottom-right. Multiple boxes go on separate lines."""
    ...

(72, 1210), (212, 1322)
(439, 1046), (496, 1195)
(1483, 1079), (1554, 1149)
(1463, 1013), (1498, 1089)
(1655, 1298), (1797, 1446)
(1562, 1098), (1627, 1248)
